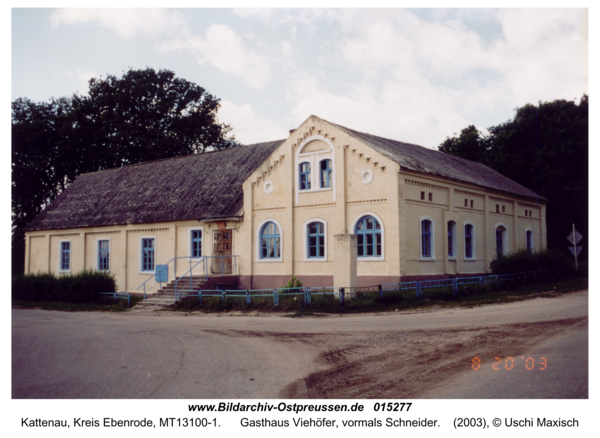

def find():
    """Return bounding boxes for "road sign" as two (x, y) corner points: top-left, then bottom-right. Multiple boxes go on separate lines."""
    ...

(566, 230), (583, 245)
(568, 245), (583, 258)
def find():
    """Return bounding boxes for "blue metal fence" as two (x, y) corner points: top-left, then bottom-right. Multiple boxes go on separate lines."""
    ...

(183, 269), (546, 307)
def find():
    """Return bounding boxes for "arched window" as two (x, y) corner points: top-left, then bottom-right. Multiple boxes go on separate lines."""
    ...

(421, 220), (432, 258)
(465, 224), (474, 259)
(496, 225), (507, 257)
(447, 221), (456, 257)
(307, 222), (325, 258)
(526, 230), (533, 253)
(355, 216), (382, 257)
(260, 222), (281, 259)
(320, 159), (332, 188)
(299, 162), (311, 190)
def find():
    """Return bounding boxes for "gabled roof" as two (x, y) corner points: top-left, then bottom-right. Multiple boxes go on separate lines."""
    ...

(328, 121), (545, 201)
(24, 140), (284, 231)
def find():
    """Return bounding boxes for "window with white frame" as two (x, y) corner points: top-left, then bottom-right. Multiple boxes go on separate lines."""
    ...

(526, 230), (533, 253)
(299, 162), (311, 190)
(260, 222), (281, 259)
(496, 225), (507, 258)
(307, 221), (325, 258)
(141, 238), (155, 272)
(464, 224), (475, 259)
(320, 159), (332, 188)
(421, 220), (433, 258)
(98, 240), (109, 271)
(191, 229), (202, 258)
(60, 241), (71, 271)
(447, 221), (456, 258)
(355, 216), (382, 258)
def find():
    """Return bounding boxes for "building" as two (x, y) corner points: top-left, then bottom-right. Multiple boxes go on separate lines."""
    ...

(23, 115), (546, 292)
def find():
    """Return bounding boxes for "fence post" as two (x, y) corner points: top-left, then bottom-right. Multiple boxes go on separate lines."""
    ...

(246, 290), (251, 305)
(479, 276), (484, 288)
(416, 282), (421, 298)
(496, 275), (500, 287)
(198, 290), (203, 305)
(305, 287), (311, 306)
(452, 278), (457, 296)
(339, 287), (345, 306)
(273, 289), (278, 306)
(378, 284), (383, 300)
(221, 290), (226, 305)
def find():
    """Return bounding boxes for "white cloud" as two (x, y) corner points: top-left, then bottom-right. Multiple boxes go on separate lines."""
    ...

(65, 69), (99, 96)
(160, 25), (271, 89)
(50, 8), (185, 39)
(218, 101), (288, 145)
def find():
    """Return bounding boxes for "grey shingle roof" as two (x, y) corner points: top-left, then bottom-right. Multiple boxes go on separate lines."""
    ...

(329, 121), (545, 201)
(24, 140), (284, 231)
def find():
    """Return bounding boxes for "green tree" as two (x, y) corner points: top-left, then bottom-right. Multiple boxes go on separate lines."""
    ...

(438, 95), (588, 259)
(438, 125), (488, 164)
(12, 68), (237, 275)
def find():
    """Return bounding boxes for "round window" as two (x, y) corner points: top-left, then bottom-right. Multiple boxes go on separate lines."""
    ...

(264, 181), (274, 194)
(361, 170), (373, 184)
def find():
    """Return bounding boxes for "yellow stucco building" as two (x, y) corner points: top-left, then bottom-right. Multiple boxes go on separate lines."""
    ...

(24, 115), (546, 293)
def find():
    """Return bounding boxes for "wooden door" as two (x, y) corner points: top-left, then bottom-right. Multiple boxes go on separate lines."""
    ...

(213, 230), (232, 274)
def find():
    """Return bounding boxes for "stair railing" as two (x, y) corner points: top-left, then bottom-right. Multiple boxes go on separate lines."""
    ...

(174, 257), (208, 302)
(136, 256), (207, 299)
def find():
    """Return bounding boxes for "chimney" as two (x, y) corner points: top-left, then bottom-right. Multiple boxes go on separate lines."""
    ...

(289, 129), (295, 135)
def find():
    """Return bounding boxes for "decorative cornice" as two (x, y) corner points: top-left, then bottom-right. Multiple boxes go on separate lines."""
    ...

(405, 179), (449, 192)
(455, 189), (485, 198)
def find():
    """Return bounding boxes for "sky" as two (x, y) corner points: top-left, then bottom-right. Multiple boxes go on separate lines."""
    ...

(11, 7), (589, 149)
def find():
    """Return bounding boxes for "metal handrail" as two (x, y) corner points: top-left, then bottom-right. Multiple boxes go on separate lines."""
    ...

(174, 257), (207, 302)
(136, 256), (207, 299)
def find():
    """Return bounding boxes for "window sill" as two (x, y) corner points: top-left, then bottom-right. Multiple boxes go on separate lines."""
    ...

(419, 258), (436, 262)
(299, 187), (333, 193)
(357, 257), (385, 262)
(304, 257), (328, 262)
(256, 258), (283, 263)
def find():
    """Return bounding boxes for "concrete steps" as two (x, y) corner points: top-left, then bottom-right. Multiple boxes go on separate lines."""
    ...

(133, 276), (238, 309)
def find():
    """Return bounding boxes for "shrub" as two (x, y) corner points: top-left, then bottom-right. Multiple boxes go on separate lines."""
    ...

(282, 276), (303, 289)
(12, 270), (117, 303)
(490, 249), (575, 279)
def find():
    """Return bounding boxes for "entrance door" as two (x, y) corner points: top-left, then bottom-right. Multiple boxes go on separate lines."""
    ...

(213, 230), (232, 274)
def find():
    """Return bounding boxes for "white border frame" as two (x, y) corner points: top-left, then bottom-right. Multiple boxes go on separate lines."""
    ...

(303, 218), (328, 262)
(494, 222), (509, 257)
(58, 239), (72, 273)
(463, 221), (476, 260)
(95, 237), (111, 272)
(256, 218), (283, 263)
(139, 235), (157, 274)
(188, 226), (204, 260)
(419, 216), (436, 260)
(295, 135), (336, 205)
(351, 211), (385, 262)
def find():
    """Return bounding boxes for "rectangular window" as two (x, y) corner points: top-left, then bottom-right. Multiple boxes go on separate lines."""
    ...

(502, 205), (506, 213)
(464, 199), (468, 207)
(421, 191), (425, 200)
(320, 159), (332, 188)
(465, 225), (473, 259)
(470, 200), (474, 208)
(428, 193), (432, 202)
(98, 240), (109, 271)
(448, 222), (454, 257)
(191, 230), (202, 257)
(141, 238), (155, 272)
(496, 205), (499, 213)
(61, 241), (70, 271)
(299, 162), (311, 190)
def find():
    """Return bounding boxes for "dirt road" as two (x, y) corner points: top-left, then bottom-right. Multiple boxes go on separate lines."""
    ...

(12, 290), (588, 399)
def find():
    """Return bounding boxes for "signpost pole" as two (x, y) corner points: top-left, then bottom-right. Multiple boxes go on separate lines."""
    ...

(572, 223), (578, 272)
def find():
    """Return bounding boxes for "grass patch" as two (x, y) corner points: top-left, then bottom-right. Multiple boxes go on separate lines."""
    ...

(165, 275), (587, 315)
(13, 295), (143, 312)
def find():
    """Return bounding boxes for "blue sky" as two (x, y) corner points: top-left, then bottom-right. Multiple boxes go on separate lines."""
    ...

(11, 7), (589, 148)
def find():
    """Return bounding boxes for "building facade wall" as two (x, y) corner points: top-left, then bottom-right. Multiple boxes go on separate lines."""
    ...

(24, 116), (547, 293)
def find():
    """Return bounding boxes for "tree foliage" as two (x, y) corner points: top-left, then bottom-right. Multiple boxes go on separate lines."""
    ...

(438, 95), (588, 259)
(12, 68), (237, 275)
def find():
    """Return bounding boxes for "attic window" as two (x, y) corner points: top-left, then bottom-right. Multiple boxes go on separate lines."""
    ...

(429, 193), (433, 202)
(421, 192), (425, 200)
(464, 199), (468, 207)
(496, 205), (499, 213)
(470, 200), (474, 208)
(502, 206), (506, 213)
